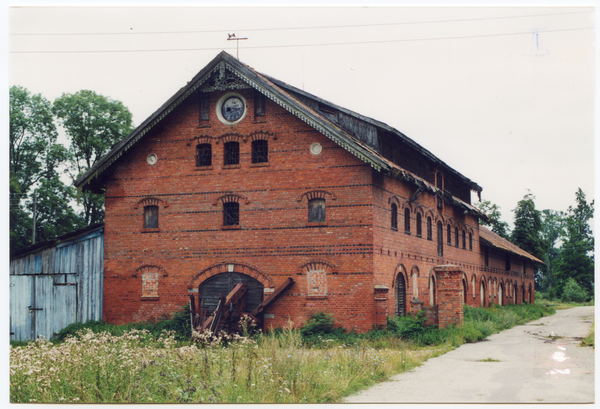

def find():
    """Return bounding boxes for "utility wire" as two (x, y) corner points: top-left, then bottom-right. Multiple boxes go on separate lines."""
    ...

(9, 10), (592, 36)
(10, 26), (593, 54)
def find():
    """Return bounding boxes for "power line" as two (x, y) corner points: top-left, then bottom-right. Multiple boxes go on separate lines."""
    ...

(10, 26), (593, 54)
(9, 10), (592, 37)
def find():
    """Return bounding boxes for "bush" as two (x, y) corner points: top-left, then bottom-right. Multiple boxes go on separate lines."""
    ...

(561, 278), (588, 303)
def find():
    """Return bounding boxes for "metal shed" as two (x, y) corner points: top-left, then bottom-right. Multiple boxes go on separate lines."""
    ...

(10, 224), (104, 341)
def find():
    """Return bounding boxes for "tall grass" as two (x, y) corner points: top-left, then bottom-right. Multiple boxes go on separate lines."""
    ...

(10, 303), (555, 403)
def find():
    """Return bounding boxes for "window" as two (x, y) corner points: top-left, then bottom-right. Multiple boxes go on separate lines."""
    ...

(308, 198), (326, 223)
(224, 141), (240, 165)
(251, 140), (268, 163)
(469, 232), (473, 251)
(144, 205), (159, 229)
(447, 224), (452, 245)
(199, 94), (210, 121)
(404, 208), (411, 233)
(254, 89), (265, 117)
(484, 248), (489, 267)
(462, 230), (466, 249)
(223, 202), (239, 226)
(505, 255), (511, 271)
(437, 221), (443, 257)
(416, 213), (422, 237)
(455, 227), (459, 247)
(196, 143), (212, 167)
(391, 203), (398, 230)
(427, 217), (432, 240)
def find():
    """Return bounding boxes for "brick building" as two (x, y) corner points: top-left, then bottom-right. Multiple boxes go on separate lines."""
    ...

(75, 51), (540, 332)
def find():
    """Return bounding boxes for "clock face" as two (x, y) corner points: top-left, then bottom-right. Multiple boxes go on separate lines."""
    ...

(221, 96), (245, 122)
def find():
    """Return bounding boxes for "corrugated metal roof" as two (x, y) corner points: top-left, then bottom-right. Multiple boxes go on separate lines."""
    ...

(75, 50), (482, 199)
(479, 226), (544, 264)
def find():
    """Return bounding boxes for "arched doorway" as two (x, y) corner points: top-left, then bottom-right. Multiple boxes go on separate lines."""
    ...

(513, 283), (517, 304)
(462, 278), (468, 304)
(480, 279), (486, 307)
(395, 273), (406, 316)
(429, 274), (436, 306)
(498, 282), (503, 306)
(199, 272), (264, 317)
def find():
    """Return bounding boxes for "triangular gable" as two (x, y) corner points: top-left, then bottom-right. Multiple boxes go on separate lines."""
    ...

(75, 51), (390, 191)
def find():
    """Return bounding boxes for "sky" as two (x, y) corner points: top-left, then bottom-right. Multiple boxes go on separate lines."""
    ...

(6, 2), (597, 229)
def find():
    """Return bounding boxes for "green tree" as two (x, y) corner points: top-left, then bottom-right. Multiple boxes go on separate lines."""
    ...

(555, 188), (594, 299)
(561, 277), (588, 303)
(10, 86), (83, 252)
(476, 200), (510, 239)
(53, 90), (133, 224)
(538, 209), (565, 294)
(511, 191), (544, 260)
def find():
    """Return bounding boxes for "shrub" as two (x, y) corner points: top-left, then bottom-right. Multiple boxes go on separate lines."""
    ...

(561, 278), (588, 303)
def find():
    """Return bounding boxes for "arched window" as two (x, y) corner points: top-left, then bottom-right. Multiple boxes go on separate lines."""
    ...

(427, 217), (432, 240)
(416, 213), (422, 237)
(196, 143), (212, 167)
(469, 232), (473, 251)
(404, 208), (411, 233)
(144, 205), (159, 229)
(223, 202), (239, 226)
(455, 227), (459, 247)
(391, 203), (398, 230)
(429, 274), (436, 306)
(251, 140), (268, 163)
(396, 273), (406, 317)
(480, 279), (486, 307)
(437, 221), (443, 257)
(308, 198), (326, 223)
(462, 230), (466, 249)
(447, 224), (452, 245)
(224, 141), (240, 165)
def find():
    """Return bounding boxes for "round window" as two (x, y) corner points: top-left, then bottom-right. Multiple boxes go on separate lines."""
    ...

(216, 93), (247, 125)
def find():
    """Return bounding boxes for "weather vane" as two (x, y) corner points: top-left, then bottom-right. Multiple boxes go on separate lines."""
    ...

(227, 33), (248, 60)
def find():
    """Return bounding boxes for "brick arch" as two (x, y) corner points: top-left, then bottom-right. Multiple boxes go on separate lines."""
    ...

(298, 259), (337, 275)
(216, 132), (243, 144)
(388, 195), (402, 206)
(191, 135), (213, 145)
(212, 193), (251, 206)
(393, 263), (409, 316)
(297, 190), (337, 203)
(188, 262), (274, 290)
(413, 205), (425, 217)
(132, 264), (168, 278)
(249, 130), (275, 141)
(428, 267), (437, 306)
(134, 197), (169, 209)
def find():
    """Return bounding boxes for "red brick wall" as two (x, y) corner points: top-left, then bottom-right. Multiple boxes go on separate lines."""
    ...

(101, 86), (536, 332)
(103, 88), (377, 332)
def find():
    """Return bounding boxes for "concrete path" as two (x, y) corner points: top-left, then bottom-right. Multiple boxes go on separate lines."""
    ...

(345, 306), (595, 403)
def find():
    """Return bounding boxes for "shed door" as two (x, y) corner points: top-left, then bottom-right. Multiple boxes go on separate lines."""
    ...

(199, 272), (263, 316)
(395, 274), (406, 316)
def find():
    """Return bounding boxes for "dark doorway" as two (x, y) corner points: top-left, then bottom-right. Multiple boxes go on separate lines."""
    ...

(199, 272), (264, 317)
(396, 274), (406, 316)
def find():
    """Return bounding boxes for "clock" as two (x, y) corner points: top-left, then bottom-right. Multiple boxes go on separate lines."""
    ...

(221, 96), (245, 122)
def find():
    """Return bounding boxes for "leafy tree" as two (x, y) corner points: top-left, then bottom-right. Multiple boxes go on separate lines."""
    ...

(561, 278), (588, 303)
(538, 209), (565, 294)
(476, 200), (510, 239)
(9, 86), (83, 252)
(9, 86), (58, 194)
(555, 188), (594, 299)
(511, 191), (544, 262)
(53, 90), (133, 224)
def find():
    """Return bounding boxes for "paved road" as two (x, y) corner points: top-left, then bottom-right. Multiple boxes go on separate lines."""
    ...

(345, 306), (595, 403)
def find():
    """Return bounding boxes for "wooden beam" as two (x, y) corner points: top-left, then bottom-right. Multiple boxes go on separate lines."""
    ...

(252, 277), (295, 316)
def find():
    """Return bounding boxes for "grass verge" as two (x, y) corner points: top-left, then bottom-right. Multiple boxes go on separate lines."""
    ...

(10, 303), (555, 403)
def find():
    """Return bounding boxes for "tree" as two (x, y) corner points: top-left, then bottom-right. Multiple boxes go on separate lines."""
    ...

(555, 188), (594, 299)
(53, 90), (133, 224)
(538, 209), (565, 293)
(511, 191), (544, 261)
(10, 86), (82, 252)
(476, 200), (510, 239)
